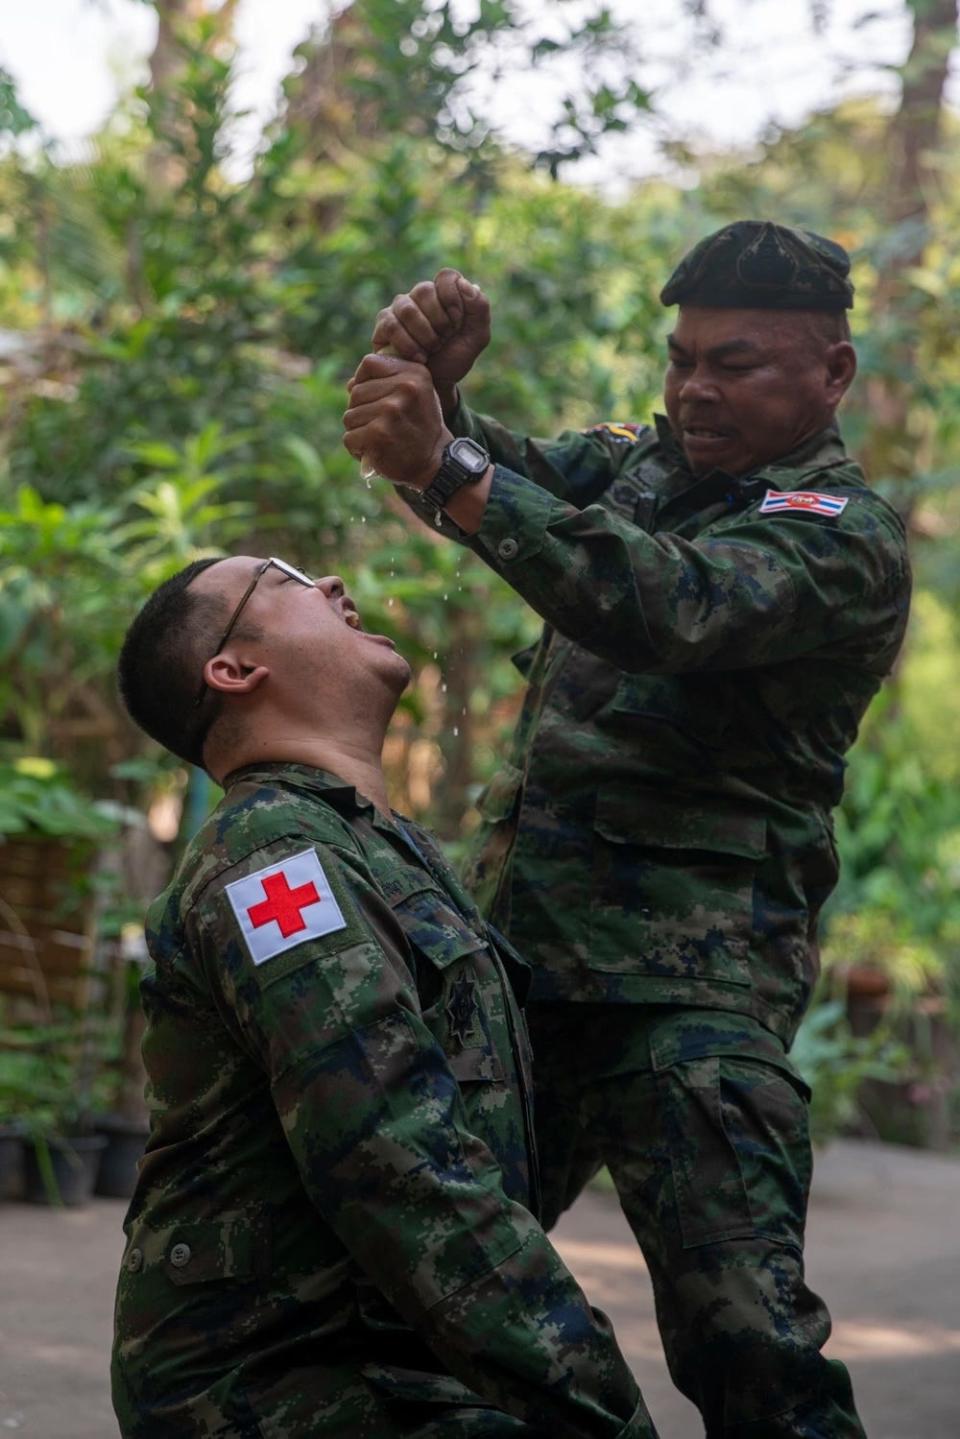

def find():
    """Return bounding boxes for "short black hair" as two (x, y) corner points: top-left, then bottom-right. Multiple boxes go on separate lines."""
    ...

(118, 557), (231, 768)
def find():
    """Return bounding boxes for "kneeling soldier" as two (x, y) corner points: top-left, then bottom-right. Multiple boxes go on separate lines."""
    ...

(112, 555), (655, 1439)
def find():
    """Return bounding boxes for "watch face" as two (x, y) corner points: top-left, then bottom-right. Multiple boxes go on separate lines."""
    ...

(449, 437), (489, 475)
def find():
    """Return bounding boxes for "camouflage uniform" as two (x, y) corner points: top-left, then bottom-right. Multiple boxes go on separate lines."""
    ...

(112, 763), (654, 1439)
(404, 347), (910, 1430)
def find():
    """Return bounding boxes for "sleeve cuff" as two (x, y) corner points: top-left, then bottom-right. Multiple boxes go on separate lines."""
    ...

(470, 465), (556, 569)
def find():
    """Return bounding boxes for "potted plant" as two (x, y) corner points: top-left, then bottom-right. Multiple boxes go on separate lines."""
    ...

(94, 928), (151, 1198)
(0, 1021), (113, 1205)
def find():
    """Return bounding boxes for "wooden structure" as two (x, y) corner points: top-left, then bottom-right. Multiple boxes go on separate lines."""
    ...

(0, 837), (103, 1018)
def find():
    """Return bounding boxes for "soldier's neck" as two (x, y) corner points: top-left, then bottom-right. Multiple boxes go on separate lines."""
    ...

(212, 730), (393, 816)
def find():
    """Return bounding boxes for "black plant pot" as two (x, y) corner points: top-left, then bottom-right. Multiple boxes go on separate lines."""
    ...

(95, 1114), (148, 1198)
(0, 1124), (25, 1200)
(23, 1134), (108, 1206)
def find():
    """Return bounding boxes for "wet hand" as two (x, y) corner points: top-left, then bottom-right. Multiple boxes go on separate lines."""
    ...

(371, 269), (491, 404)
(343, 355), (452, 490)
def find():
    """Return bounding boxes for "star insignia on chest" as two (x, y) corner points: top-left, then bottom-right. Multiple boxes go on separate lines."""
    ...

(446, 972), (478, 1050)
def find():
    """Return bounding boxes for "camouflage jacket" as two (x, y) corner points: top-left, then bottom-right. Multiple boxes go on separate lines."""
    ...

(409, 407), (911, 1046)
(112, 763), (650, 1438)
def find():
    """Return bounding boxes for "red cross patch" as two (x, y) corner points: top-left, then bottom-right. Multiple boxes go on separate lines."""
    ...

(225, 849), (347, 965)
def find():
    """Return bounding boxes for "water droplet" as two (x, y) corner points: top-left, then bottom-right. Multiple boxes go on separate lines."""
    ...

(441, 682), (448, 693)
(434, 510), (443, 528)
(365, 475), (372, 489)
(453, 724), (459, 737)
(432, 651), (438, 660)
(442, 593), (448, 601)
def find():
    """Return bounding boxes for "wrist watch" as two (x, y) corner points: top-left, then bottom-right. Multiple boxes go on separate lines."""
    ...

(421, 437), (490, 512)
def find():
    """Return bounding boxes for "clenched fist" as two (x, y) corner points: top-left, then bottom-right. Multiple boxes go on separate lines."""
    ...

(371, 269), (491, 408)
(343, 355), (452, 490)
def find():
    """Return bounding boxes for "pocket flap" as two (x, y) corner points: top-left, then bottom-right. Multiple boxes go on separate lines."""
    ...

(594, 786), (767, 860)
(394, 888), (487, 971)
(474, 762), (524, 824)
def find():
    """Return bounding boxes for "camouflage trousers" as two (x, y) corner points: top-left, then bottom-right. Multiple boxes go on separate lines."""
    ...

(112, 1357), (541, 1437)
(526, 1004), (868, 1439)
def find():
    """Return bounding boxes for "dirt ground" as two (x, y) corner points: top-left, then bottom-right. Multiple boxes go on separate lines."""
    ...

(1, 1138), (956, 1437)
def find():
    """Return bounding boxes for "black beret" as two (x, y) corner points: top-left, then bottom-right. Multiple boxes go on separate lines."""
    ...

(660, 220), (854, 312)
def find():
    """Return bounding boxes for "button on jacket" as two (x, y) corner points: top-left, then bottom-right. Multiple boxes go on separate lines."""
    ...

(411, 408), (911, 1046)
(112, 763), (651, 1439)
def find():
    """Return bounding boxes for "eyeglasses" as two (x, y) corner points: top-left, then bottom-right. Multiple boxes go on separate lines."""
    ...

(193, 557), (314, 712)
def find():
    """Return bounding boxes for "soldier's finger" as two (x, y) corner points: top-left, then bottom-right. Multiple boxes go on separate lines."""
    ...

(435, 267), (467, 324)
(342, 425), (367, 458)
(412, 276), (461, 332)
(345, 375), (426, 415)
(351, 352), (424, 385)
(388, 292), (448, 354)
(342, 398), (397, 430)
(458, 278), (491, 331)
(370, 309), (427, 362)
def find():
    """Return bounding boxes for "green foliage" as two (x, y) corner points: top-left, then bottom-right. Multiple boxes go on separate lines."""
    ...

(789, 999), (909, 1146)
(0, 1), (959, 1142)
(0, 760), (118, 842)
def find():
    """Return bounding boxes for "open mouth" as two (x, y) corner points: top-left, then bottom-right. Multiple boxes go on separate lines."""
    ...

(684, 425), (732, 440)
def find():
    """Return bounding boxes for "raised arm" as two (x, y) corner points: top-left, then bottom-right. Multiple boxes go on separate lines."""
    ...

(358, 270), (631, 509)
(343, 359), (908, 675)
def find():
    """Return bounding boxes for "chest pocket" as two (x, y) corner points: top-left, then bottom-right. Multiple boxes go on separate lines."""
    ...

(389, 881), (505, 1086)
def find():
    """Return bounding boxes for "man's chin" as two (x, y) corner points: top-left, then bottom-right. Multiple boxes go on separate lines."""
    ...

(681, 432), (744, 475)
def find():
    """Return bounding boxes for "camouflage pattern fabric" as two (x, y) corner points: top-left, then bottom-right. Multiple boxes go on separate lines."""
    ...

(659, 220), (854, 311)
(402, 400), (909, 1436)
(525, 1004), (866, 1439)
(413, 406), (911, 1049)
(112, 763), (654, 1439)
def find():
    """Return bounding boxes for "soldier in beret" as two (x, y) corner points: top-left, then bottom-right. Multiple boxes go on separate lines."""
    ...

(344, 219), (912, 1437)
(111, 555), (656, 1437)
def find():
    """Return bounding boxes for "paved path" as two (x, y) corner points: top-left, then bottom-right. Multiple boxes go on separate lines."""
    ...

(0, 1140), (957, 1437)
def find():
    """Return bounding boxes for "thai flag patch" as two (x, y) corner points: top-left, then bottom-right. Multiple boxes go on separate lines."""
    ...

(225, 848), (347, 965)
(760, 490), (848, 518)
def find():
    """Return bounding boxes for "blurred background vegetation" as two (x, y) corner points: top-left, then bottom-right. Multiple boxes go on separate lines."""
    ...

(1, 0), (958, 1151)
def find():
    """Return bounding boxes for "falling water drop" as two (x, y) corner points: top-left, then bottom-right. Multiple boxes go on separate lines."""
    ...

(453, 725), (459, 737)
(387, 597), (395, 608)
(441, 682), (448, 694)
(434, 510), (443, 529)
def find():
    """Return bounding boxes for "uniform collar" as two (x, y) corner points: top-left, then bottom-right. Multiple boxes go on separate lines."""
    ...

(222, 760), (371, 813)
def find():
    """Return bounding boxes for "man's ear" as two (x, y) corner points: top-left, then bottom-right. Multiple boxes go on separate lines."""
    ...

(825, 340), (857, 406)
(202, 652), (270, 697)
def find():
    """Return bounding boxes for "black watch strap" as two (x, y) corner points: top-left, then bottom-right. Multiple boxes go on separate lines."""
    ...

(422, 437), (490, 511)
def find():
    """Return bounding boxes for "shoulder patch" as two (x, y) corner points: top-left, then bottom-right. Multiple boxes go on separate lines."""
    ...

(583, 420), (645, 443)
(225, 848), (347, 966)
(760, 489), (849, 518)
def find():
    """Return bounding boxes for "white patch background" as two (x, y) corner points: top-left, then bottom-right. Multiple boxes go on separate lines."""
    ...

(225, 848), (347, 966)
